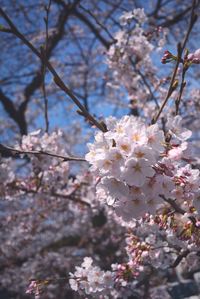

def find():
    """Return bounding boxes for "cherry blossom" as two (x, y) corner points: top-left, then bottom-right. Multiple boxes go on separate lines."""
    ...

(69, 257), (115, 296)
(187, 48), (200, 63)
(0, 2), (200, 299)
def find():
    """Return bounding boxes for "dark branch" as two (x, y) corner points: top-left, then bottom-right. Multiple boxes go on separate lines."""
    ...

(0, 88), (27, 135)
(73, 9), (112, 49)
(20, 1), (80, 122)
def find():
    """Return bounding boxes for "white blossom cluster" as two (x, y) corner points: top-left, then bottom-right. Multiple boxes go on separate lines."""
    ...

(106, 8), (168, 106)
(86, 115), (200, 221)
(119, 8), (147, 25)
(20, 129), (68, 167)
(18, 130), (69, 189)
(69, 257), (114, 296)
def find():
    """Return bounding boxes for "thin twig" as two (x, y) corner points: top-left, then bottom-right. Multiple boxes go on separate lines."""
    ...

(152, 0), (198, 124)
(175, 0), (198, 115)
(160, 194), (185, 215)
(160, 194), (200, 229)
(152, 43), (182, 124)
(14, 185), (91, 207)
(79, 4), (116, 42)
(175, 66), (187, 115)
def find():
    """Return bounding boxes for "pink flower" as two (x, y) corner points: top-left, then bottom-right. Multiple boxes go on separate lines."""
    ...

(187, 48), (200, 63)
(26, 280), (40, 298)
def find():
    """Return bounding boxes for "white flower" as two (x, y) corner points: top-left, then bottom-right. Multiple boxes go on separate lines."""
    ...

(147, 124), (165, 152)
(116, 137), (132, 155)
(132, 145), (156, 163)
(177, 164), (200, 192)
(154, 175), (175, 198)
(168, 142), (188, 160)
(146, 196), (162, 215)
(132, 8), (147, 24)
(96, 185), (116, 205)
(100, 177), (129, 199)
(69, 258), (115, 295)
(82, 257), (93, 268)
(122, 158), (155, 187)
(127, 122), (148, 145)
(115, 196), (147, 221)
(120, 11), (134, 25)
(166, 115), (192, 141)
(69, 279), (78, 291)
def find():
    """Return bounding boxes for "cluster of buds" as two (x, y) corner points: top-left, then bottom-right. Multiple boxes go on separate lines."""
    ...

(26, 280), (43, 298)
(161, 48), (200, 65)
(161, 50), (175, 64)
(113, 263), (134, 285)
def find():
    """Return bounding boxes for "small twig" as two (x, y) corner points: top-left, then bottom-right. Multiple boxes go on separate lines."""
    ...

(160, 195), (186, 215)
(171, 249), (190, 268)
(0, 143), (86, 162)
(152, 0), (198, 124)
(15, 185), (91, 207)
(79, 4), (116, 42)
(160, 195), (200, 230)
(0, 25), (12, 33)
(29, 277), (69, 283)
(175, 0), (198, 115)
(175, 66), (187, 115)
(152, 43), (182, 124)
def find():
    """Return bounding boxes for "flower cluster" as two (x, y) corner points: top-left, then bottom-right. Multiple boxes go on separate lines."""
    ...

(69, 257), (114, 296)
(106, 8), (168, 109)
(107, 9), (155, 102)
(119, 8), (147, 25)
(20, 129), (68, 169)
(17, 130), (69, 191)
(26, 280), (41, 299)
(1, 3), (200, 299)
(86, 115), (200, 222)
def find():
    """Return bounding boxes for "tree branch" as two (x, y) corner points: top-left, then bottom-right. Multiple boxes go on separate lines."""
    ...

(0, 88), (27, 135)
(0, 143), (86, 162)
(0, 6), (107, 133)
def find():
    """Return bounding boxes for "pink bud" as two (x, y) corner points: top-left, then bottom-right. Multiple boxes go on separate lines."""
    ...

(194, 48), (200, 59)
(187, 53), (194, 60)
